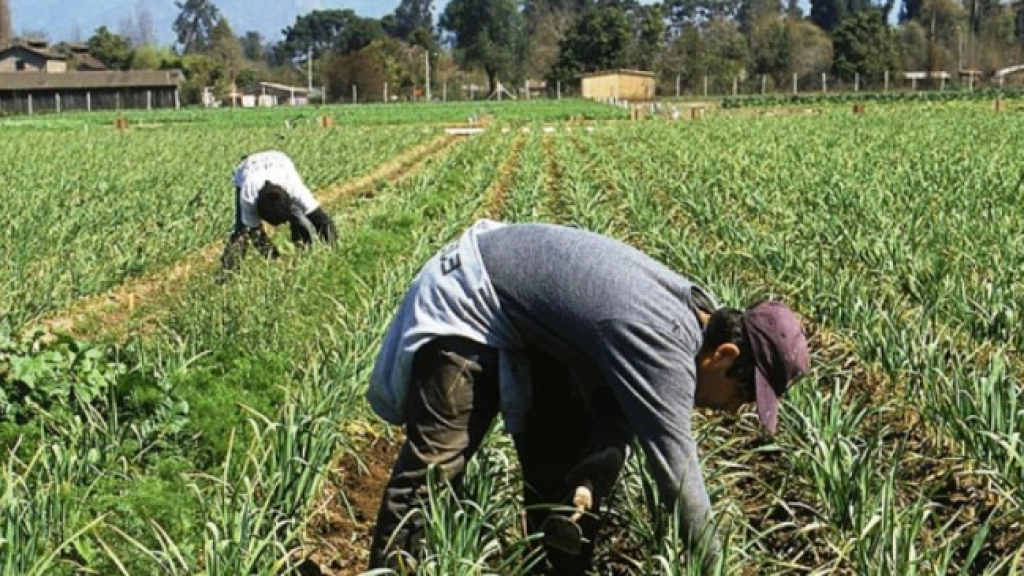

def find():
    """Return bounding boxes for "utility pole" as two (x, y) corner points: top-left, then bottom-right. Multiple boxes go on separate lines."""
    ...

(957, 25), (963, 73)
(425, 49), (432, 101)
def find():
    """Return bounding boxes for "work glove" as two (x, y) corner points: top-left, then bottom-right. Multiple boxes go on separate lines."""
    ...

(563, 444), (627, 499)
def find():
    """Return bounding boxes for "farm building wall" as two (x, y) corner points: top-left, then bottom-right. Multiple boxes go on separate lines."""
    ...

(0, 87), (179, 114)
(582, 72), (656, 101)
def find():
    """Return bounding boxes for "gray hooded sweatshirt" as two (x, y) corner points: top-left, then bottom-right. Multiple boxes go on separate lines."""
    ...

(368, 220), (719, 552)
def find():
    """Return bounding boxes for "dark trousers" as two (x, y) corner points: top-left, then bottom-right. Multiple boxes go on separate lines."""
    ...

(367, 337), (626, 574)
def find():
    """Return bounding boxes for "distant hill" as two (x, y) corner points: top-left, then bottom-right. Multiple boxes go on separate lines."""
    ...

(9, 0), (444, 46)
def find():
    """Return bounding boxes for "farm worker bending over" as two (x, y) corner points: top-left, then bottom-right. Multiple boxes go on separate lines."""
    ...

(219, 150), (337, 272)
(365, 219), (810, 574)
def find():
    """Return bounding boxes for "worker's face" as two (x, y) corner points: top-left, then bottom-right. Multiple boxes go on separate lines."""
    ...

(695, 343), (755, 413)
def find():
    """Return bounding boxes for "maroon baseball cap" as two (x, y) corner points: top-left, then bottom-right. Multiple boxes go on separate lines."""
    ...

(743, 301), (810, 433)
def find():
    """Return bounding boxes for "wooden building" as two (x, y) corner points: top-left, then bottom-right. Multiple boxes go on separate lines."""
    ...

(0, 70), (185, 114)
(0, 41), (68, 73)
(581, 70), (656, 102)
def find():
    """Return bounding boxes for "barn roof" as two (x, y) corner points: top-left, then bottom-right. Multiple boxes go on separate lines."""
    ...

(0, 44), (67, 61)
(0, 70), (184, 91)
(581, 69), (656, 79)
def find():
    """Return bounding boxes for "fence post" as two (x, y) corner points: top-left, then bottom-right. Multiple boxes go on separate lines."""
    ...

(87, 91), (92, 111)
(704, 76), (708, 98)
(174, 88), (180, 110)
(793, 73), (797, 95)
(557, 81), (561, 100)
(147, 90), (152, 110)
(28, 94), (33, 115)
(56, 93), (61, 114)
(969, 73), (974, 91)
(384, 82), (389, 103)
(941, 75), (946, 90)
(822, 73), (827, 93)
(855, 73), (859, 92)
(733, 77), (738, 96)
(676, 75), (681, 98)
(116, 92), (121, 110)
(352, 84), (358, 104)
(761, 74), (766, 95)
(912, 77), (917, 91)
(884, 71), (889, 92)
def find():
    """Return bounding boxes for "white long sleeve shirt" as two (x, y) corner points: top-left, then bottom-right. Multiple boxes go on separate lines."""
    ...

(233, 151), (319, 228)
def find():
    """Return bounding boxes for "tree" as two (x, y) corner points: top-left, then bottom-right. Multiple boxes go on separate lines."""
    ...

(550, 3), (632, 84)
(832, 9), (899, 79)
(88, 26), (133, 70)
(524, 3), (574, 80)
(789, 19), (833, 77)
(278, 10), (384, 63)
(900, 0), (924, 23)
(133, 1), (156, 46)
(174, 0), (221, 54)
(325, 36), (410, 102)
(119, 1), (156, 47)
(0, 0), (12, 48)
(659, 18), (748, 92)
(240, 31), (265, 61)
(665, 0), (744, 33)
(210, 17), (243, 91)
(811, 0), (881, 33)
(390, 0), (436, 49)
(441, 0), (528, 97)
(786, 0), (803, 20)
(130, 45), (176, 70)
(738, 0), (783, 35)
(749, 16), (793, 86)
(810, 0), (847, 32)
(629, 3), (666, 71)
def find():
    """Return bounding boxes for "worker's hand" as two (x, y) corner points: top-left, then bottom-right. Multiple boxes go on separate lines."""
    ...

(248, 228), (280, 259)
(219, 230), (250, 273)
(564, 445), (627, 498)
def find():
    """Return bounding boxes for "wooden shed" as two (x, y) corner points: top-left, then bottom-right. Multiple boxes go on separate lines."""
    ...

(581, 70), (656, 102)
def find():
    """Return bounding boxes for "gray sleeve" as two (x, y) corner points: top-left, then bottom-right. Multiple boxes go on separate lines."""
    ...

(596, 320), (719, 557)
(290, 203), (318, 239)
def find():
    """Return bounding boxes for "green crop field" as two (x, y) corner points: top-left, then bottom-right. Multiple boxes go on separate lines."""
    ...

(0, 100), (1021, 576)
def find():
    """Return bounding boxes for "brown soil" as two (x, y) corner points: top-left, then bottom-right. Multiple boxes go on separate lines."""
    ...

(480, 133), (526, 219)
(302, 431), (403, 575)
(34, 134), (462, 341)
(541, 134), (566, 222)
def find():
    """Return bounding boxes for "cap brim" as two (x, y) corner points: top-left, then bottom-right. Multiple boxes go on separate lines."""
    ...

(754, 368), (781, 434)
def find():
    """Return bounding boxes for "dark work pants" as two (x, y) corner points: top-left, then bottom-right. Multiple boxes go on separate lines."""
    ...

(367, 337), (626, 574)
(368, 337), (502, 570)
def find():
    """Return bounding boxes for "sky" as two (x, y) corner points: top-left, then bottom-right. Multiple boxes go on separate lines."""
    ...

(8, 1), (431, 46)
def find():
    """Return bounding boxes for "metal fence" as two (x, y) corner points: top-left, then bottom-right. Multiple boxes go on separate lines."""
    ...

(663, 71), (1024, 99)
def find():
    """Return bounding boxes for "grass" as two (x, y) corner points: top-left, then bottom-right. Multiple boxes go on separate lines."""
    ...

(2, 100), (1022, 574)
